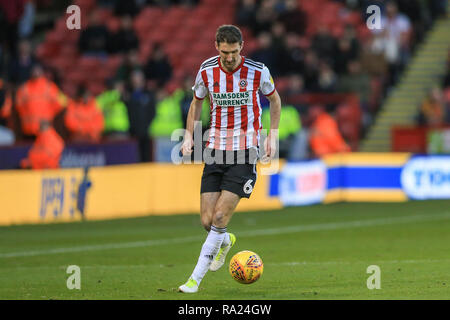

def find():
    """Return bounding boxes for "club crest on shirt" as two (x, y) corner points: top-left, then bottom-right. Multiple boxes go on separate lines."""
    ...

(239, 79), (247, 89)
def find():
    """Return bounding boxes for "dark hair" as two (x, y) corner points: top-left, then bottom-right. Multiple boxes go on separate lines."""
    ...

(215, 25), (243, 45)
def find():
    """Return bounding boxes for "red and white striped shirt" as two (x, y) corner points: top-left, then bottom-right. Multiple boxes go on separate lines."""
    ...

(193, 56), (276, 151)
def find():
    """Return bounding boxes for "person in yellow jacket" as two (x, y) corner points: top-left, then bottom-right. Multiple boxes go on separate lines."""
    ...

(262, 104), (303, 159)
(149, 88), (185, 162)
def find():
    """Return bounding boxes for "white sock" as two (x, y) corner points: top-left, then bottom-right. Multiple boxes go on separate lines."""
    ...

(191, 225), (226, 285)
(220, 232), (231, 248)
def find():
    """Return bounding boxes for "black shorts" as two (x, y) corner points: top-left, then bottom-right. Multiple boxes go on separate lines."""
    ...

(200, 148), (258, 198)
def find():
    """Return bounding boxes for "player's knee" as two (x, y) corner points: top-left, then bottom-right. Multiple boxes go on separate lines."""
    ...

(212, 210), (226, 227)
(201, 216), (212, 231)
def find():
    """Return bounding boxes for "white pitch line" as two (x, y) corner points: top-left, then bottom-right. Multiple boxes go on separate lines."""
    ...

(270, 258), (450, 267)
(1, 212), (450, 259)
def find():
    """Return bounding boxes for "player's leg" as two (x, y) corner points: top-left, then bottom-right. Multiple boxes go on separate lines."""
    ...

(178, 190), (241, 293)
(191, 191), (241, 280)
(210, 161), (257, 271)
(200, 192), (220, 231)
(178, 165), (223, 293)
(211, 190), (241, 228)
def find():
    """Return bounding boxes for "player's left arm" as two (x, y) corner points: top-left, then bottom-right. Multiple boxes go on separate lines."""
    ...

(260, 65), (281, 159)
(264, 90), (281, 158)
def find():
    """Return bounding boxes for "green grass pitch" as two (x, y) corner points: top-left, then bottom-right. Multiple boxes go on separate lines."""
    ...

(1, 200), (449, 300)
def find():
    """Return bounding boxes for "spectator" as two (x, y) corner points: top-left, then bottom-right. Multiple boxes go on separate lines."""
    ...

(15, 63), (66, 138)
(311, 25), (338, 64)
(309, 104), (350, 157)
(20, 120), (64, 169)
(144, 43), (173, 88)
(0, 78), (12, 126)
(0, 0), (25, 57)
(253, 0), (278, 35)
(126, 69), (156, 162)
(276, 0), (306, 36)
(337, 60), (371, 128)
(317, 61), (337, 93)
(269, 21), (286, 54)
(262, 104), (302, 159)
(302, 49), (320, 92)
(284, 73), (308, 115)
(360, 37), (388, 78)
(78, 10), (112, 57)
(250, 32), (279, 76)
(0, 80), (14, 145)
(179, 75), (210, 132)
(96, 80), (130, 139)
(371, 1), (411, 86)
(149, 88), (184, 162)
(8, 38), (36, 86)
(64, 86), (104, 143)
(334, 37), (358, 74)
(396, 0), (425, 43)
(0, 124), (14, 145)
(109, 15), (139, 54)
(342, 24), (360, 56)
(18, 0), (35, 39)
(235, 0), (257, 30)
(278, 32), (304, 76)
(114, 0), (140, 17)
(115, 49), (144, 84)
(417, 87), (445, 127)
(337, 60), (371, 113)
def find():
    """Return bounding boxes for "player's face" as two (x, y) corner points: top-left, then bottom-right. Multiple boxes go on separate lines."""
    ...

(216, 41), (243, 71)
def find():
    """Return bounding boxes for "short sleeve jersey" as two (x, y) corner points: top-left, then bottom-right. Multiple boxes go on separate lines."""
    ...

(193, 56), (275, 151)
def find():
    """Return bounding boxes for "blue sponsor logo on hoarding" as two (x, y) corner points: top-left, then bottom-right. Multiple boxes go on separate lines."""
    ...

(401, 156), (450, 200)
(39, 168), (92, 219)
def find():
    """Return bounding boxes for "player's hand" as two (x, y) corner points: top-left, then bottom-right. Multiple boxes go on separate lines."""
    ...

(262, 132), (277, 162)
(181, 136), (194, 156)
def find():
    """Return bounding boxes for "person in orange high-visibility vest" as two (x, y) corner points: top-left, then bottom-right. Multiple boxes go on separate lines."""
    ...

(64, 86), (104, 142)
(15, 64), (66, 136)
(20, 120), (65, 169)
(309, 104), (351, 157)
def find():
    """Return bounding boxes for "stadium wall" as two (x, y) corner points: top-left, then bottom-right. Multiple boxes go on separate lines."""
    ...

(1, 153), (449, 226)
(0, 162), (282, 226)
(270, 153), (450, 206)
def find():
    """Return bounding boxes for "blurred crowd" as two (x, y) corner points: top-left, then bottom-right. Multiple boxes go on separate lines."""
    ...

(0, 0), (447, 169)
(416, 50), (450, 127)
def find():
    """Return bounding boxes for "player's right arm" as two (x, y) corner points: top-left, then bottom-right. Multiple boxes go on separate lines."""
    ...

(181, 96), (203, 156)
(182, 67), (209, 156)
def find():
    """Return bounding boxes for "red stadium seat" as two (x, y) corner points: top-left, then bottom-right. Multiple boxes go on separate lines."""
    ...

(78, 56), (103, 72)
(87, 82), (106, 96)
(65, 69), (88, 86)
(139, 7), (164, 21)
(50, 56), (73, 75)
(61, 81), (77, 98)
(273, 77), (290, 95)
(105, 55), (124, 71)
(164, 79), (180, 94)
(106, 17), (121, 33)
(73, 0), (96, 14)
